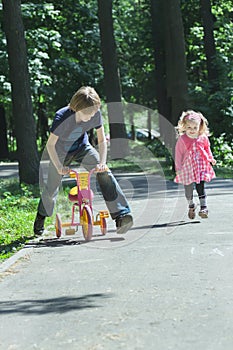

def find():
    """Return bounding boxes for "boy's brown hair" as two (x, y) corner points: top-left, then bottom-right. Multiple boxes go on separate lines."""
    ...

(69, 86), (101, 114)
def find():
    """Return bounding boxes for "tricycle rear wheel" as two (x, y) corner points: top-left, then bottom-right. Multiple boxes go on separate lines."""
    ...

(100, 217), (107, 235)
(55, 213), (62, 238)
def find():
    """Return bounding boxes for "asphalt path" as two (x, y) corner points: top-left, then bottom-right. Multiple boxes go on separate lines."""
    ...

(0, 163), (233, 349)
(0, 162), (19, 179)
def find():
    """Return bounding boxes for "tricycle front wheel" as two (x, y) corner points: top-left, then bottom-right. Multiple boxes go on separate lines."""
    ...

(82, 205), (93, 241)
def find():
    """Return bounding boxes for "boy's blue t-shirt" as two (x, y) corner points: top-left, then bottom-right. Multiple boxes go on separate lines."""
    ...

(50, 106), (102, 156)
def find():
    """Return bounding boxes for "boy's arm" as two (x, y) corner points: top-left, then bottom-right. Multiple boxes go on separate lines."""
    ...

(47, 132), (69, 175)
(96, 126), (108, 172)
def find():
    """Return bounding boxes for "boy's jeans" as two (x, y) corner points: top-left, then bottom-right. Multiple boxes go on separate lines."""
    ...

(38, 144), (131, 220)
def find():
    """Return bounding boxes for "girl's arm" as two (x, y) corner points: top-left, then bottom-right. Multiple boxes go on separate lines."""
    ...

(204, 136), (216, 165)
(96, 126), (108, 172)
(46, 133), (70, 175)
(175, 138), (184, 171)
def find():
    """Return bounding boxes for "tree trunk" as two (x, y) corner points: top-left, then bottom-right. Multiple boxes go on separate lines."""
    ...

(2, 0), (39, 184)
(151, 0), (188, 152)
(200, 0), (220, 93)
(97, 0), (129, 159)
(163, 0), (189, 126)
(150, 0), (169, 143)
(0, 105), (9, 159)
(147, 110), (152, 140)
(37, 101), (49, 149)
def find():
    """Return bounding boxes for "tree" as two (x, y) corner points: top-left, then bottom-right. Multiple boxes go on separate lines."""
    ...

(163, 0), (188, 124)
(113, 1), (157, 108)
(97, 0), (129, 159)
(150, 0), (168, 129)
(181, 0), (233, 136)
(0, 0), (232, 147)
(2, 0), (39, 184)
(0, 105), (8, 159)
(200, 0), (224, 132)
(200, 0), (219, 93)
(151, 0), (188, 149)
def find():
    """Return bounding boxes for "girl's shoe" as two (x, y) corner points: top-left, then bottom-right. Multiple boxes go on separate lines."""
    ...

(188, 205), (196, 220)
(198, 207), (208, 218)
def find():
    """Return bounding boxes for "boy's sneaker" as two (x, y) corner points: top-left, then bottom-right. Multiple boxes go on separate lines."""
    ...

(116, 214), (133, 234)
(33, 213), (46, 236)
(188, 205), (196, 220)
(198, 207), (208, 218)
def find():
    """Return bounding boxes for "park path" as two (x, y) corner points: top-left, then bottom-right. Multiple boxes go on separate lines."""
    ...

(0, 164), (233, 349)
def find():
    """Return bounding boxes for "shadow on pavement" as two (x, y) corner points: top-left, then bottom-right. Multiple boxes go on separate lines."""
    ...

(0, 293), (112, 315)
(153, 220), (201, 228)
(26, 235), (125, 249)
(131, 220), (201, 231)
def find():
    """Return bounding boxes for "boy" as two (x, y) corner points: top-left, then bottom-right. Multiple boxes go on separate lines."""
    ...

(34, 86), (133, 235)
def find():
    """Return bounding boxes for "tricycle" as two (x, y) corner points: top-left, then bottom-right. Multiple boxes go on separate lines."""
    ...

(55, 168), (109, 241)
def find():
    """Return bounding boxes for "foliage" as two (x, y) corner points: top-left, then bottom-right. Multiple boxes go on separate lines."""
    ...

(181, 0), (233, 136)
(210, 134), (233, 168)
(146, 138), (173, 160)
(1, 0), (232, 146)
(113, 1), (156, 108)
(0, 1), (232, 169)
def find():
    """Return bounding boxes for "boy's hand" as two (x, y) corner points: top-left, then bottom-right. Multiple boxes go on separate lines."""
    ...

(95, 163), (108, 172)
(57, 166), (70, 175)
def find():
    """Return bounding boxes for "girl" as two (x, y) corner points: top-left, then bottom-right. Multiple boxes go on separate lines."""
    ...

(174, 110), (216, 219)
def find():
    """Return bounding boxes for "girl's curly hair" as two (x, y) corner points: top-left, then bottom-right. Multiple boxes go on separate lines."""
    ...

(176, 110), (209, 136)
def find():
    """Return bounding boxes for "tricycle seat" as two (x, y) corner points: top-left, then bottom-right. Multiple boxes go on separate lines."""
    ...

(68, 186), (94, 202)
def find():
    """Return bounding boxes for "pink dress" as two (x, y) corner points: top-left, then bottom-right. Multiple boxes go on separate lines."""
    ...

(174, 134), (215, 185)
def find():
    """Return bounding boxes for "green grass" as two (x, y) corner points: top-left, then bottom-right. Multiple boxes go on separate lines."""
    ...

(109, 158), (175, 180)
(0, 181), (53, 261)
